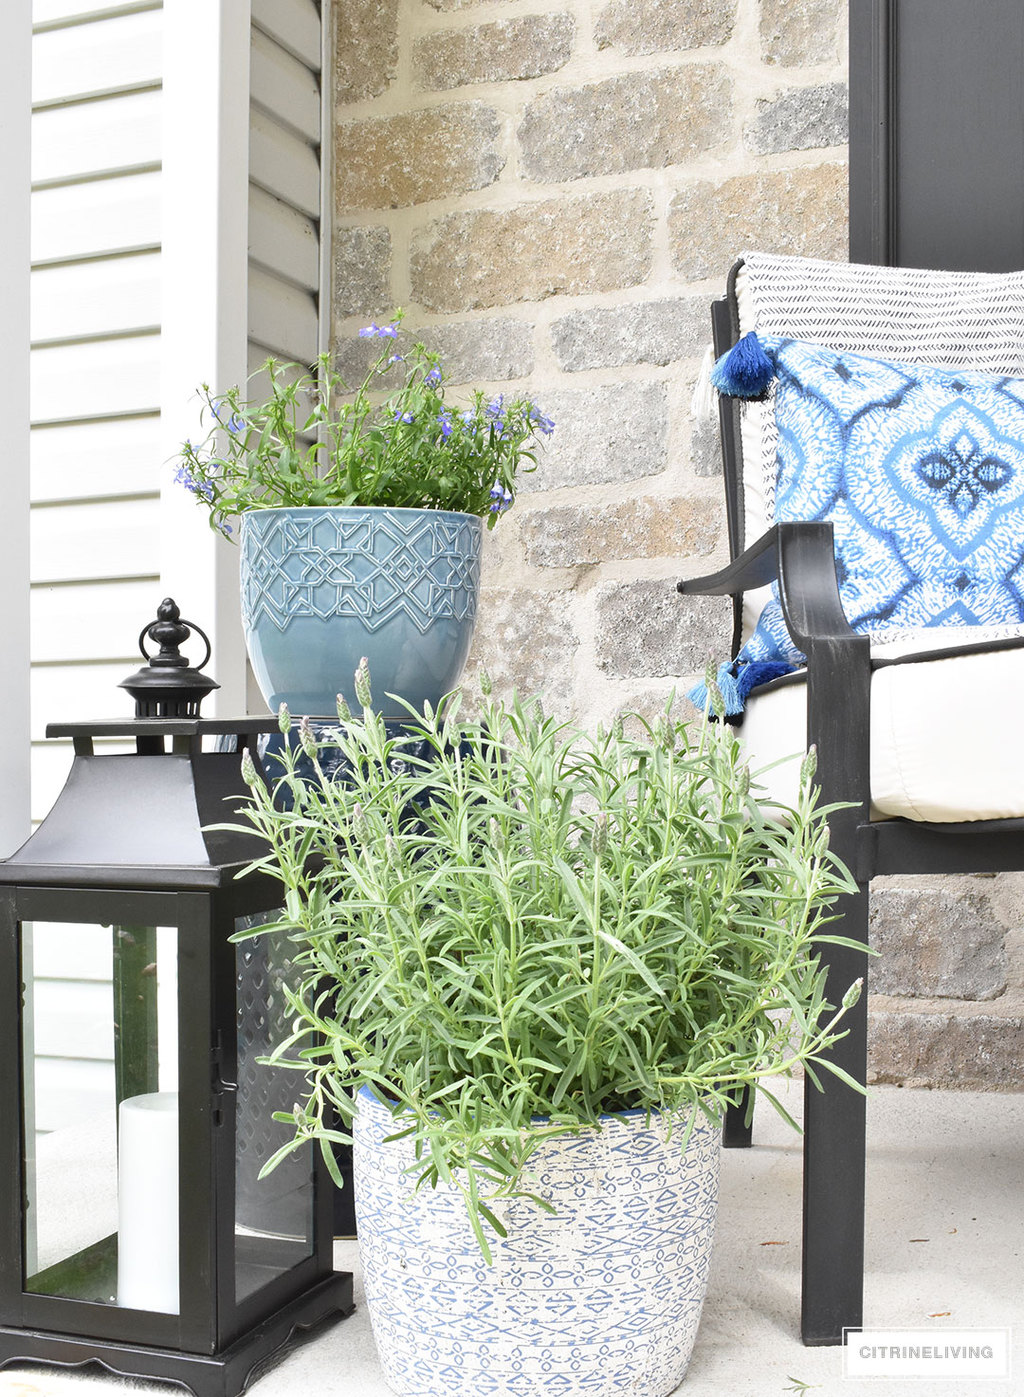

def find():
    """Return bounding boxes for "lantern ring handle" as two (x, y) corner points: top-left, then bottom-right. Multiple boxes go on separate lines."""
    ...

(138, 618), (213, 672)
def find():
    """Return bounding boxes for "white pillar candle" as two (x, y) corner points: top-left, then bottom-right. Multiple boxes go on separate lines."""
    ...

(117, 1091), (179, 1314)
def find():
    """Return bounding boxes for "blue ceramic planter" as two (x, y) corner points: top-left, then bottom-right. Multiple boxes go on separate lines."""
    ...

(240, 507), (483, 717)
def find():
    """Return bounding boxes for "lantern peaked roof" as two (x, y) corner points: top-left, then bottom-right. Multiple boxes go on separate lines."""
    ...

(0, 719), (282, 890)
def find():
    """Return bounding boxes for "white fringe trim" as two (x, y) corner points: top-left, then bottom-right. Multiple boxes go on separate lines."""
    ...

(690, 344), (715, 421)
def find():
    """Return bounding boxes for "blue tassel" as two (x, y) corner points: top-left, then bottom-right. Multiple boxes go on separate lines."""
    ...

(735, 659), (797, 701)
(710, 331), (776, 400)
(687, 661), (744, 718)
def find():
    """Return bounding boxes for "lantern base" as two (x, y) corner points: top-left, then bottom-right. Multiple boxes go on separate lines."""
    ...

(0, 1271), (354, 1397)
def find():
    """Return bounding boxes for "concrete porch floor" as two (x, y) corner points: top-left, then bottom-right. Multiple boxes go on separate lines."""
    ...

(1, 1079), (1020, 1397)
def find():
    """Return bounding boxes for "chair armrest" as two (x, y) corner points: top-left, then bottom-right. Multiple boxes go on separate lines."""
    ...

(676, 525), (780, 596)
(776, 526), (871, 819)
(677, 521), (859, 650)
(775, 521), (859, 650)
(680, 523), (870, 817)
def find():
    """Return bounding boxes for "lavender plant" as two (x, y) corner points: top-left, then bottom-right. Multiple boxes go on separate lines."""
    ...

(175, 316), (554, 537)
(227, 681), (863, 1256)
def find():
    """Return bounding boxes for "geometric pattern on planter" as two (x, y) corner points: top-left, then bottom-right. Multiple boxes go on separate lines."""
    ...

(353, 1089), (721, 1397)
(241, 508), (482, 636)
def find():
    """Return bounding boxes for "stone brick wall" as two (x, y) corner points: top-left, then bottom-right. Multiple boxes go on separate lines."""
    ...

(869, 874), (1024, 1090)
(332, 0), (848, 716)
(330, 0), (1024, 1090)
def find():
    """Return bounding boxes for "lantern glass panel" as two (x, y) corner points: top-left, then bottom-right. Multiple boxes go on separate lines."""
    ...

(20, 921), (180, 1314)
(234, 916), (315, 1303)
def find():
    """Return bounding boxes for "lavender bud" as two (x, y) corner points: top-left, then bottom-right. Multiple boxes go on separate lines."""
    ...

(278, 702), (292, 734)
(800, 745), (818, 788)
(299, 715), (317, 759)
(354, 657), (373, 710)
(336, 693), (351, 723)
(240, 749), (258, 786)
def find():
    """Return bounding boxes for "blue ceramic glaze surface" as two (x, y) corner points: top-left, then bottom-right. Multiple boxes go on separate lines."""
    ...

(240, 507), (483, 716)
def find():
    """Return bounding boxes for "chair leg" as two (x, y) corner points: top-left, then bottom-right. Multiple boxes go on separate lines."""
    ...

(801, 879), (869, 1346)
(723, 1087), (753, 1147)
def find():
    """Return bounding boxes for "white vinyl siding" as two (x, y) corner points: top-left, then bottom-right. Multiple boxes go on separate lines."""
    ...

(29, 0), (163, 852)
(31, 171), (161, 264)
(29, 1), (163, 1137)
(248, 0), (323, 373)
(32, 89), (161, 185)
(31, 339), (162, 424)
(0, 2), (32, 861)
(31, 578), (161, 660)
(32, 1059), (116, 1135)
(248, 185), (321, 292)
(32, 0), (160, 24)
(251, 0), (321, 73)
(27, 0), (326, 1133)
(249, 108), (322, 219)
(31, 664), (136, 741)
(32, 499), (159, 582)
(26, 926), (116, 1136)
(31, 414), (162, 503)
(30, 0), (328, 820)
(32, 8), (161, 103)
(248, 265), (320, 365)
(31, 253), (162, 345)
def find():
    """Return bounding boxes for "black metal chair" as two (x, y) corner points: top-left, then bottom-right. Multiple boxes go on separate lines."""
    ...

(678, 252), (1024, 1346)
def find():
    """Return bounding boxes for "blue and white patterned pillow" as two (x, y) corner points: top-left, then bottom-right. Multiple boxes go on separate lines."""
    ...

(740, 338), (1024, 669)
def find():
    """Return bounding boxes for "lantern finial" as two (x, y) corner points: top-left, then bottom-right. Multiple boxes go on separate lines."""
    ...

(147, 598), (192, 666)
(118, 599), (219, 717)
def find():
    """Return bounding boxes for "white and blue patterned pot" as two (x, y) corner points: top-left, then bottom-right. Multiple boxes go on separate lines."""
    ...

(353, 1089), (721, 1397)
(240, 507), (482, 717)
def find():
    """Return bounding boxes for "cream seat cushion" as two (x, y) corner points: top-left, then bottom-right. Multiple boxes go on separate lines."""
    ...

(740, 635), (1024, 822)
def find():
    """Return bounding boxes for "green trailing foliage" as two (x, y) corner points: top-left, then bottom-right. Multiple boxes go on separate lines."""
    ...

(224, 680), (864, 1258)
(173, 315), (553, 537)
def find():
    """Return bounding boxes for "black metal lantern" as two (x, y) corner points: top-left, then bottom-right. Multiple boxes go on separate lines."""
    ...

(0, 711), (353, 1395)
